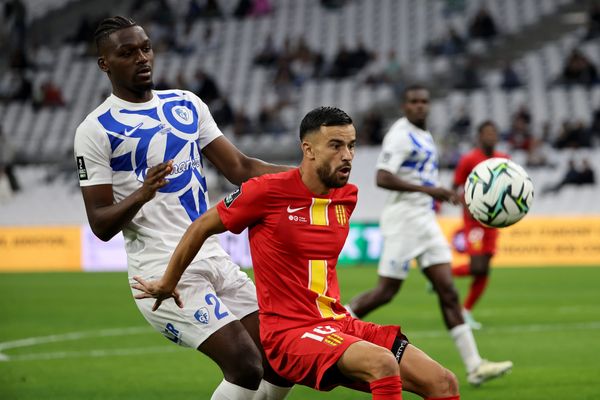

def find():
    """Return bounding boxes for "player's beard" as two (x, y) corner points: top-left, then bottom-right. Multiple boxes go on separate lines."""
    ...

(317, 163), (350, 188)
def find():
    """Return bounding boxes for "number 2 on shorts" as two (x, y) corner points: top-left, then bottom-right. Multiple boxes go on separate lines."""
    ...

(205, 293), (229, 320)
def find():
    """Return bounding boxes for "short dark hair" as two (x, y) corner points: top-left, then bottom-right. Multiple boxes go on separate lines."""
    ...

(299, 106), (353, 140)
(477, 120), (496, 134)
(402, 84), (428, 103)
(94, 16), (137, 53)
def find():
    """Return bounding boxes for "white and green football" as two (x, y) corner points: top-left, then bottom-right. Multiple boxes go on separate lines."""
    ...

(464, 158), (534, 228)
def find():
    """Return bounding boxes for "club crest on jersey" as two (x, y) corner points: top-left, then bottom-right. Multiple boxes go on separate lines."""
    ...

(324, 333), (344, 347)
(224, 187), (241, 208)
(172, 106), (191, 123)
(194, 307), (210, 324)
(335, 205), (347, 226)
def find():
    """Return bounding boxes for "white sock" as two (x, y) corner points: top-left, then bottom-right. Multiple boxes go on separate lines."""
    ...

(211, 379), (257, 400)
(344, 304), (358, 318)
(253, 379), (293, 400)
(450, 323), (483, 373)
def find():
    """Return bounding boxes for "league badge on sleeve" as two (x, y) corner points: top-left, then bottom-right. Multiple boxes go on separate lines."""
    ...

(224, 187), (242, 208)
(76, 156), (88, 180)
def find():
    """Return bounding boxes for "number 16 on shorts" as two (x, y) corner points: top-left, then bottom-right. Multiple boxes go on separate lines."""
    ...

(302, 326), (345, 346)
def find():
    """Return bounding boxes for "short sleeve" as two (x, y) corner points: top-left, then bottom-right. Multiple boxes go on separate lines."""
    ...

(217, 177), (267, 234)
(190, 92), (223, 149)
(73, 118), (113, 187)
(376, 123), (410, 174)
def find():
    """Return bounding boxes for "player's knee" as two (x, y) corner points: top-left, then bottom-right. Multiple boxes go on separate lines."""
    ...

(421, 365), (459, 397)
(223, 353), (264, 388)
(366, 348), (400, 380)
(441, 368), (460, 396)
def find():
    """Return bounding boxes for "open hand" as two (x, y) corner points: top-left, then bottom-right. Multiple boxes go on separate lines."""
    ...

(131, 275), (183, 311)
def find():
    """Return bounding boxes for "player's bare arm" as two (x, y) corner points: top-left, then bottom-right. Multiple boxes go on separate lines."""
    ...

(81, 160), (173, 241)
(376, 169), (458, 204)
(132, 206), (226, 311)
(202, 136), (290, 186)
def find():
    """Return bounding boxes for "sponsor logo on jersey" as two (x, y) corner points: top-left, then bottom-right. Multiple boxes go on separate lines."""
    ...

(287, 205), (306, 213)
(122, 122), (143, 137)
(324, 333), (344, 346)
(171, 158), (203, 175)
(224, 187), (242, 208)
(76, 156), (88, 180)
(287, 205), (308, 223)
(194, 307), (210, 324)
(163, 322), (181, 344)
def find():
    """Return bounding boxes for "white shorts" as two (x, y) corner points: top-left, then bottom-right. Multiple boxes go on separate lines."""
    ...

(131, 256), (258, 349)
(378, 215), (452, 280)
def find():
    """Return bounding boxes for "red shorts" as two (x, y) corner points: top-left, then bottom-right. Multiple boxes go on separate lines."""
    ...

(262, 317), (403, 391)
(463, 218), (498, 255)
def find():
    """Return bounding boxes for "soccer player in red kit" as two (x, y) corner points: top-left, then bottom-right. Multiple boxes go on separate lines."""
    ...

(452, 120), (509, 330)
(133, 107), (460, 400)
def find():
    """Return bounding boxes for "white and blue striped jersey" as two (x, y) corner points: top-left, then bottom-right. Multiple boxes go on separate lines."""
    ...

(74, 90), (227, 277)
(376, 117), (440, 235)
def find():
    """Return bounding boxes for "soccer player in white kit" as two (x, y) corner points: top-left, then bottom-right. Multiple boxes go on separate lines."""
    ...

(346, 85), (513, 386)
(74, 16), (291, 400)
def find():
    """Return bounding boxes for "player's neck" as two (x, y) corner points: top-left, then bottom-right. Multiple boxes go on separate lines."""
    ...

(112, 86), (153, 103)
(298, 166), (330, 195)
(481, 146), (494, 156)
(407, 118), (426, 130)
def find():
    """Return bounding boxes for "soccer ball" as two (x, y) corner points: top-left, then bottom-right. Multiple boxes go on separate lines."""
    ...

(464, 158), (534, 228)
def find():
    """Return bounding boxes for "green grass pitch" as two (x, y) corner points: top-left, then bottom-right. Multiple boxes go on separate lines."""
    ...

(1, 266), (599, 399)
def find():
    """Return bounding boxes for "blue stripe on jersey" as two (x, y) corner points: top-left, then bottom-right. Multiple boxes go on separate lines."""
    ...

(157, 92), (179, 99)
(164, 132), (189, 161)
(110, 153), (133, 171)
(120, 107), (160, 121)
(179, 186), (208, 221)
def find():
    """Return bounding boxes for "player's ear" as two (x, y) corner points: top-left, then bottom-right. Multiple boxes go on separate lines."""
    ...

(98, 56), (109, 73)
(301, 140), (316, 160)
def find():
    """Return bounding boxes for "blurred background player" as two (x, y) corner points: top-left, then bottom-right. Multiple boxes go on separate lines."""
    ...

(133, 106), (461, 400)
(346, 85), (512, 386)
(451, 121), (509, 330)
(74, 16), (291, 400)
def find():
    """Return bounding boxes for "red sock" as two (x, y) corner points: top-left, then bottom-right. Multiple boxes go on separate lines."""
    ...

(370, 375), (402, 400)
(452, 264), (470, 277)
(426, 396), (460, 400)
(464, 275), (489, 310)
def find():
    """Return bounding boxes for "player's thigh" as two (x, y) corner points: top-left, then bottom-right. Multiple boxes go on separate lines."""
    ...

(132, 270), (244, 350)
(264, 322), (363, 391)
(378, 235), (414, 280)
(399, 344), (456, 397)
(418, 222), (452, 272)
(210, 256), (259, 320)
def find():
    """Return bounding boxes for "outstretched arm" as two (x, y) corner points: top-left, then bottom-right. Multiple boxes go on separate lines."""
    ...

(202, 136), (290, 185)
(132, 206), (227, 311)
(81, 161), (173, 241)
(376, 169), (458, 204)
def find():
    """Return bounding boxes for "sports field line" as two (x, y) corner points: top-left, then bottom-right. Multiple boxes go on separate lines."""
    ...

(1, 321), (599, 362)
(5, 345), (180, 361)
(0, 326), (153, 351)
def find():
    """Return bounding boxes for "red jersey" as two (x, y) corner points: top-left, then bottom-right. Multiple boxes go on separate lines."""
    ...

(217, 168), (356, 333)
(454, 148), (509, 223)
